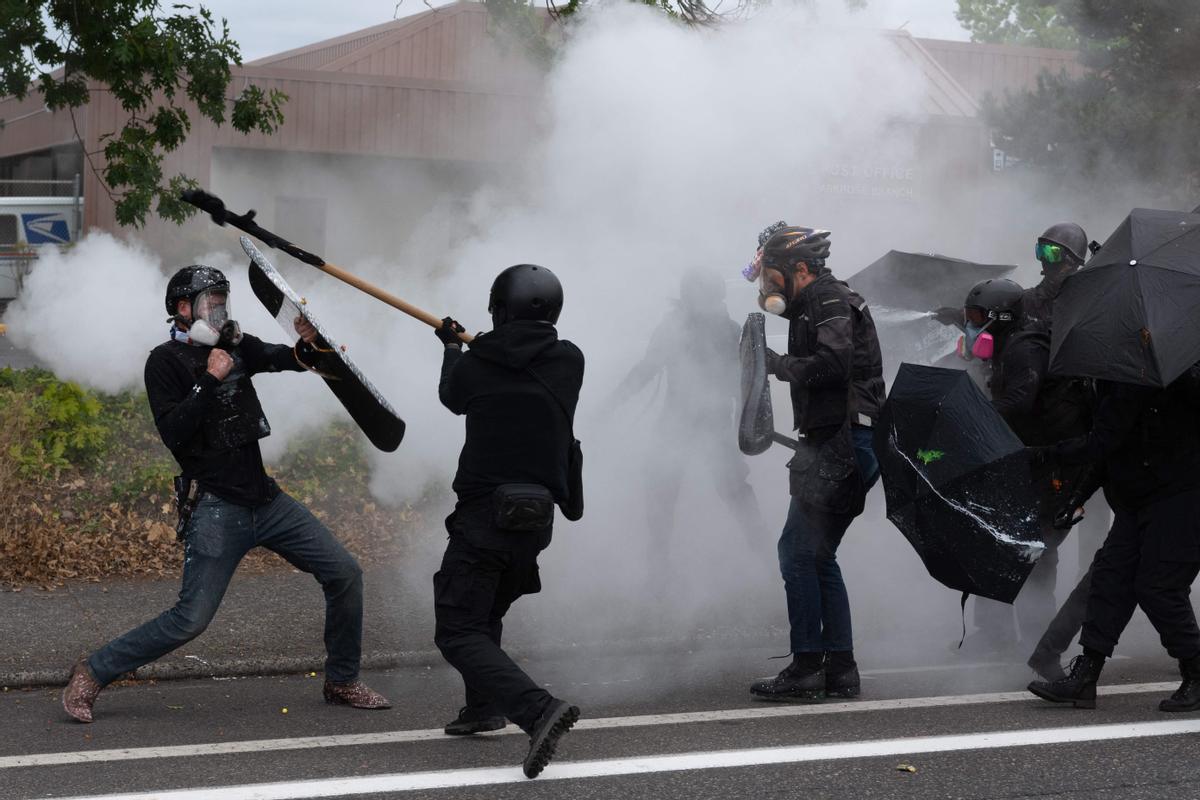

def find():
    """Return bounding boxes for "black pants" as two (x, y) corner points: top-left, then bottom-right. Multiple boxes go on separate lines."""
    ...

(1029, 495), (1110, 664)
(1080, 488), (1200, 660)
(433, 506), (553, 733)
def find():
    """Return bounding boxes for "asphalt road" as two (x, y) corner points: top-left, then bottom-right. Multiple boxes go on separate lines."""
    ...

(3, 647), (1199, 800)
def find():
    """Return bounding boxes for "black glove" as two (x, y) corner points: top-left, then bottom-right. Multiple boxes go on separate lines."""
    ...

(435, 317), (465, 347)
(765, 348), (782, 376)
(931, 306), (962, 327)
(1052, 498), (1086, 531)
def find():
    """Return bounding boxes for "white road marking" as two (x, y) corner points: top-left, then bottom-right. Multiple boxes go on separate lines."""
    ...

(0, 682), (1176, 769)
(38, 717), (1200, 800)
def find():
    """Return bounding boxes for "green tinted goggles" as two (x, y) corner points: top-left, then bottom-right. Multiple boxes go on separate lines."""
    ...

(1035, 241), (1066, 264)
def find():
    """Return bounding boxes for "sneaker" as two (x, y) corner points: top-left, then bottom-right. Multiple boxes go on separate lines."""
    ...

(522, 700), (580, 779)
(444, 706), (507, 735)
(62, 660), (103, 723)
(323, 679), (391, 710)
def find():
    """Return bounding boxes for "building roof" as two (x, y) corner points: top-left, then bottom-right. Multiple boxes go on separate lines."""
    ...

(916, 37), (1085, 105)
(249, 2), (539, 86)
(888, 32), (980, 119)
(251, 2), (982, 119)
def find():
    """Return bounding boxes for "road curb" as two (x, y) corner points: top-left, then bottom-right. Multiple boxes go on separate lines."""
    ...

(1, 630), (780, 690)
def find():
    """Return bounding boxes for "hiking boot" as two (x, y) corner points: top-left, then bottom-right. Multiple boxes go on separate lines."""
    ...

(1159, 655), (1200, 712)
(444, 705), (507, 735)
(750, 653), (825, 702)
(62, 660), (103, 723)
(825, 650), (860, 699)
(522, 699), (580, 779)
(1027, 650), (1067, 683)
(323, 679), (391, 710)
(1027, 650), (1105, 709)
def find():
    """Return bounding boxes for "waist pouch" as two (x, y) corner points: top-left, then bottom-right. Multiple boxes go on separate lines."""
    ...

(492, 483), (555, 532)
(787, 426), (864, 515)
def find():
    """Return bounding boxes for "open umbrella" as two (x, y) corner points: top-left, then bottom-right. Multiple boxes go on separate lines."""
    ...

(874, 363), (1044, 603)
(850, 250), (1016, 312)
(1050, 207), (1200, 387)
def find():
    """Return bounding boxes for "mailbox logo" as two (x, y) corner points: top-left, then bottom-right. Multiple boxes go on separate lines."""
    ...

(21, 213), (71, 244)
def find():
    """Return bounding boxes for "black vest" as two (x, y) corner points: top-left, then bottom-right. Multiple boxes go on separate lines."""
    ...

(167, 342), (271, 454)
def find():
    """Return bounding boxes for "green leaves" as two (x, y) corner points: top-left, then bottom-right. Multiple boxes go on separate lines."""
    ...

(955, 0), (1079, 49)
(0, 1), (288, 226)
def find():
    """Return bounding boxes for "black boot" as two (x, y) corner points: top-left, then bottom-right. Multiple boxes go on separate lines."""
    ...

(1027, 649), (1105, 709)
(444, 705), (507, 735)
(750, 653), (825, 702)
(1159, 656), (1200, 713)
(825, 651), (860, 699)
(522, 699), (580, 779)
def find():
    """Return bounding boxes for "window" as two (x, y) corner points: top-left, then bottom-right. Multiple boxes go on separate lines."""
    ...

(0, 215), (18, 246)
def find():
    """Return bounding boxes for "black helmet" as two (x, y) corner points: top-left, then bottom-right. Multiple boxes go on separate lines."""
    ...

(165, 265), (229, 318)
(964, 278), (1024, 324)
(761, 226), (831, 272)
(489, 264), (563, 327)
(1038, 222), (1088, 264)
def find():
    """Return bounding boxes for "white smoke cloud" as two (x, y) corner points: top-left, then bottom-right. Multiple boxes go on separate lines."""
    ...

(6, 233), (165, 394)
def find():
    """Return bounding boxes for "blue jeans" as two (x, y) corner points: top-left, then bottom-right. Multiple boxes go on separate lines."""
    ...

(777, 426), (879, 654)
(88, 491), (364, 685)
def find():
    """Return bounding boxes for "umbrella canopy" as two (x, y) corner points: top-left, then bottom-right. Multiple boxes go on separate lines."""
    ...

(874, 363), (1045, 603)
(850, 250), (1016, 312)
(1050, 208), (1200, 387)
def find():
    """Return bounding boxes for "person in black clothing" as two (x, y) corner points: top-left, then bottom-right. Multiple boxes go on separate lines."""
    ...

(953, 279), (1096, 663)
(62, 266), (389, 724)
(432, 263), (584, 779)
(1022, 222), (1089, 331)
(1028, 365), (1200, 712)
(742, 224), (886, 702)
(608, 268), (766, 564)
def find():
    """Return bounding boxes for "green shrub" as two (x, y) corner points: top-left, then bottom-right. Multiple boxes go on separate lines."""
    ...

(0, 368), (107, 477)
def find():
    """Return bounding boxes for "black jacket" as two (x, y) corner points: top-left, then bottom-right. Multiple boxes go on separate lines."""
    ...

(440, 320), (584, 507)
(772, 271), (886, 434)
(1055, 367), (1200, 510)
(990, 328), (1092, 446)
(145, 333), (307, 507)
(1020, 269), (1073, 332)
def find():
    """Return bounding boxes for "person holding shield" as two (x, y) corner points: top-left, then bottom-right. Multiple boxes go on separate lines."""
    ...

(62, 265), (390, 723)
(742, 223), (885, 702)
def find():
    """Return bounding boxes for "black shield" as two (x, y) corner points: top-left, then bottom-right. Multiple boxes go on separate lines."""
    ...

(738, 312), (775, 455)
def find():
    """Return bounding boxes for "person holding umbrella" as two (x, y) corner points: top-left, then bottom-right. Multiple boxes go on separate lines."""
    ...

(1028, 207), (1200, 712)
(953, 278), (1094, 665)
(741, 223), (885, 702)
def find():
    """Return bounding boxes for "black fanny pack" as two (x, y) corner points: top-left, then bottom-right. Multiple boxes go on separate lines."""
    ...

(492, 483), (555, 532)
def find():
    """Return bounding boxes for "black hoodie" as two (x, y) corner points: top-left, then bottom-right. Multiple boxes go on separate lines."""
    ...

(439, 320), (584, 506)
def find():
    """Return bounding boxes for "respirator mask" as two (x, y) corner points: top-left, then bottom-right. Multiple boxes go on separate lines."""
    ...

(956, 307), (995, 361)
(742, 249), (790, 316)
(187, 288), (242, 349)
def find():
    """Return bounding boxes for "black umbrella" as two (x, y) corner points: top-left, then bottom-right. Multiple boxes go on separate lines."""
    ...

(874, 363), (1045, 603)
(1050, 207), (1200, 387)
(850, 250), (1016, 312)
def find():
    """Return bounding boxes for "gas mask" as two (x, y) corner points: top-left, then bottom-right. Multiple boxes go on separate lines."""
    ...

(187, 288), (242, 349)
(957, 319), (995, 361)
(743, 249), (790, 316)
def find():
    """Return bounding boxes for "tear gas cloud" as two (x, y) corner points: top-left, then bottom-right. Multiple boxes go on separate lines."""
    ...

(6, 2), (1175, 675)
